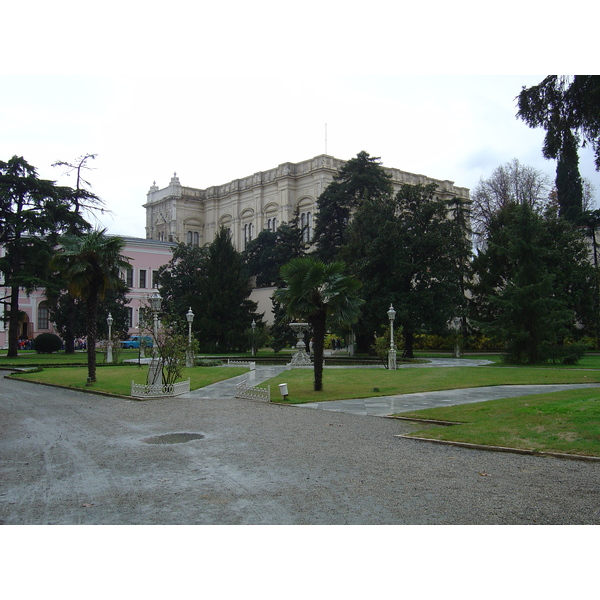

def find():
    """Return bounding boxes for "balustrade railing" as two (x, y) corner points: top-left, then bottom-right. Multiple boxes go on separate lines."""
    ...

(235, 381), (270, 402)
(131, 378), (190, 398)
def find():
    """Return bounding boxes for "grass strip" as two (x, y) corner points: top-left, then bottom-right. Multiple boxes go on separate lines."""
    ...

(264, 366), (600, 404)
(11, 365), (248, 396)
(397, 388), (600, 457)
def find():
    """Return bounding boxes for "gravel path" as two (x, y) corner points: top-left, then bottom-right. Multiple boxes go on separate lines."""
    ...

(1, 373), (599, 524)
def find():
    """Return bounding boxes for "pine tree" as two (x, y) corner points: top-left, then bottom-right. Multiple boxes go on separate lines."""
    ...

(471, 203), (578, 363)
(243, 215), (304, 287)
(555, 132), (584, 222)
(312, 151), (393, 262)
(0, 156), (90, 357)
(200, 228), (260, 353)
(343, 183), (468, 357)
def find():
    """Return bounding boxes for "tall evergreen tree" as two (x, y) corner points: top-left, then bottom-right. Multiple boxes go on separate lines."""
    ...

(158, 230), (260, 353)
(0, 156), (90, 357)
(581, 208), (600, 347)
(312, 151), (393, 262)
(517, 75), (600, 170)
(555, 131), (584, 222)
(201, 228), (260, 352)
(476, 204), (573, 363)
(470, 203), (591, 363)
(155, 242), (209, 324)
(243, 215), (305, 287)
(517, 76), (600, 223)
(343, 183), (468, 357)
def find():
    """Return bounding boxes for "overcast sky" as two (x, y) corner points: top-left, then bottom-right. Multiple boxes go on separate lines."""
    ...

(2, 2), (598, 240)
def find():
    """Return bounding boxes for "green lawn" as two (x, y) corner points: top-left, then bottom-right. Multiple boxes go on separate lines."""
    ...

(398, 388), (600, 457)
(11, 365), (248, 396)
(0, 350), (108, 366)
(264, 365), (600, 404)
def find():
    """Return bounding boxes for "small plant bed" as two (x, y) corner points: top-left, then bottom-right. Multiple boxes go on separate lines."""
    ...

(10, 365), (248, 397)
(263, 365), (600, 404)
(396, 388), (600, 458)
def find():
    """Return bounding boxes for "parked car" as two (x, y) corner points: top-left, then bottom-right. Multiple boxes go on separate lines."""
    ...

(120, 335), (154, 349)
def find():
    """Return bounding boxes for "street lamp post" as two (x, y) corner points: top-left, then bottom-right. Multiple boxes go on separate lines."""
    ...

(251, 319), (256, 357)
(186, 307), (195, 368)
(387, 304), (397, 370)
(148, 291), (163, 385)
(106, 312), (113, 363)
(449, 317), (462, 358)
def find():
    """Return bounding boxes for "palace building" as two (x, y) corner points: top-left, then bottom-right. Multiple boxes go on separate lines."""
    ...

(144, 154), (470, 251)
(1, 155), (471, 347)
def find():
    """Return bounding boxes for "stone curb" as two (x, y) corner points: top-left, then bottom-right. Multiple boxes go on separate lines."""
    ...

(395, 434), (600, 462)
(386, 415), (463, 426)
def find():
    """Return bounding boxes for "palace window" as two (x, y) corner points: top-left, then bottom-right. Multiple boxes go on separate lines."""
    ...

(37, 302), (49, 330)
(139, 269), (147, 288)
(244, 223), (254, 248)
(186, 231), (200, 246)
(125, 268), (134, 287)
(300, 211), (312, 243)
(267, 217), (277, 232)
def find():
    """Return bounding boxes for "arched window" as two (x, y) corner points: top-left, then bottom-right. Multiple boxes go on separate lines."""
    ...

(187, 231), (193, 245)
(193, 231), (199, 246)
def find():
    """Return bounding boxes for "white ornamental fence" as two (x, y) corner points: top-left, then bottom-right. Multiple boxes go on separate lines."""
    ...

(131, 378), (191, 398)
(235, 381), (271, 402)
(227, 360), (256, 369)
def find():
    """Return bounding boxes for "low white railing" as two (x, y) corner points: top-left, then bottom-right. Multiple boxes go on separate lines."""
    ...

(131, 378), (191, 398)
(227, 360), (256, 369)
(235, 381), (270, 402)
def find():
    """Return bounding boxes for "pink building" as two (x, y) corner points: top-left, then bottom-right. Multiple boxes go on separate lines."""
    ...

(0, 237), (176, 349)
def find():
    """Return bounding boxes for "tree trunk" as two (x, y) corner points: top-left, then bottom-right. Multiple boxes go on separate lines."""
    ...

(7, 285), (20, 358)
(355, 331), (372, 355)
(403, 330), (415, 359)
(592, 227), (600, 350)
(86, 295), (98, 382)
(311, 310), (327, 392)
(63, 295), (76, 354)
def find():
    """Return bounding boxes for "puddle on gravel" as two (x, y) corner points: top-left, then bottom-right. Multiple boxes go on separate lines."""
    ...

(143, 433), (205, 445)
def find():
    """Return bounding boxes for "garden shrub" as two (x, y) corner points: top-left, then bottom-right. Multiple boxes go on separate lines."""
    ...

(33, 333), (62, 354)
(540, 343), (587, 365)
(196, 359), (223, 367)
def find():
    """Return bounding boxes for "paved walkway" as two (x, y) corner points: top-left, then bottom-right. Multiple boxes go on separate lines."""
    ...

(3, 371), (599, 525)
(181, 358), (600, 416)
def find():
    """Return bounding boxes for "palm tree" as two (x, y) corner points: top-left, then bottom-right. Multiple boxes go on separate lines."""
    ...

(51, 229), (130, 382)
(274, 257), (364, 391)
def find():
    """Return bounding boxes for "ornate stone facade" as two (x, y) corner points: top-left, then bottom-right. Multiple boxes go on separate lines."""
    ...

(144, 154), (470, 251)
